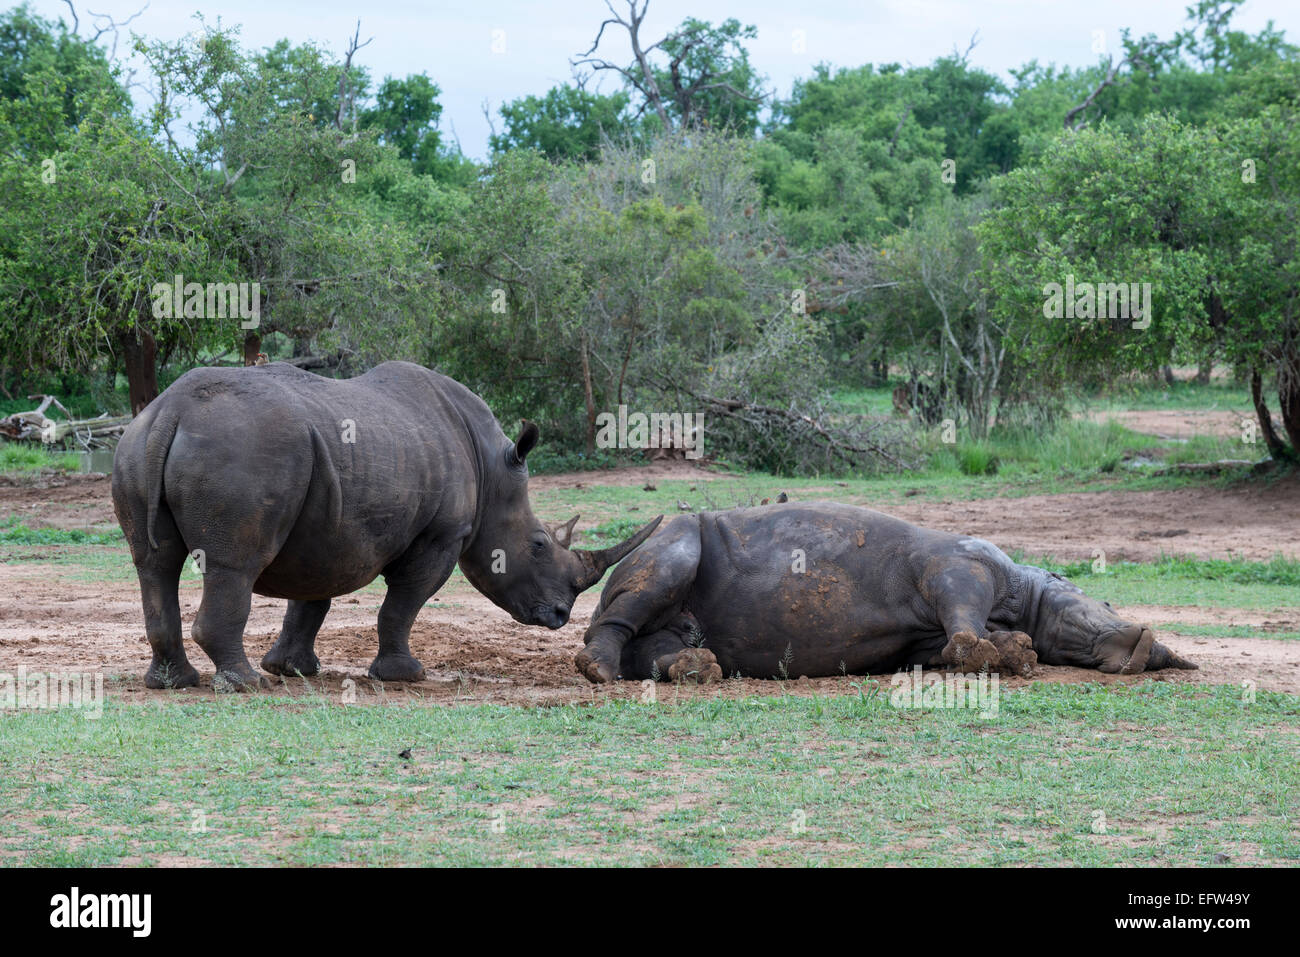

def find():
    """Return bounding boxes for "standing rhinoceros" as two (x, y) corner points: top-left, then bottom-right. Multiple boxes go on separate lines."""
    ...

(112, 361), (660, 690)
(575, 502), (1196, 683)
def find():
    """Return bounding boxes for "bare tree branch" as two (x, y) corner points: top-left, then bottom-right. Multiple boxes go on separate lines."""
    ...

(573, 0), (672, 131)
(335, 20), (373, 132)
(1063, 43), (1150, 131)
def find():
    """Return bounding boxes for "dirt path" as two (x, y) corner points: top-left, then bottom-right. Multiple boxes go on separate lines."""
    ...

(883, 475), (1300, 562)
(1080, 408), (1258, 440)
(2, 468), (1297, 704)
(1, 561), (1295, 702)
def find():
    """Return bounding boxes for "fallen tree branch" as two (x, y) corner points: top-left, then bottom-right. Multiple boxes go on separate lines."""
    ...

(694, 392), (914, 471)
(280, 351), (344, 370)
(0, 400), (132, 444)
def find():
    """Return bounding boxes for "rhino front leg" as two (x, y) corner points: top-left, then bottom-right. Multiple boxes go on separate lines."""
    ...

(925, 562), (1002, 672)
(985, 630), (1037, 677)
(369, 586), (429, 682)
(262, 598), (331, 677)
(369, 543), (462, 683)
(578, 515), (701, 683)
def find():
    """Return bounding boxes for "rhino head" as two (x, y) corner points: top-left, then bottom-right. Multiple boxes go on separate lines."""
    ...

(459, 421), (662, 629)
(1030, 572), (1197, 673)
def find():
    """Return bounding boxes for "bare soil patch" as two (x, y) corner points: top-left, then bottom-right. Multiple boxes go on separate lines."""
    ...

(2, 467), (1296, 705)
(1, 562), (1295, 705)
(884, 473), (1300, 562)
(1080, 408), (1256, 440)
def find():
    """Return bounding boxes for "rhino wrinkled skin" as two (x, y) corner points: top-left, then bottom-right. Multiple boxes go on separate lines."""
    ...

(112, 361), (660, 690)
(576, 502), (1197, 683)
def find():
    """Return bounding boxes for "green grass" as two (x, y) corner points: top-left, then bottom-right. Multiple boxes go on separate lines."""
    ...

(1, 685), (1293, 866)
(1151, 623), (1300, 641)
(1089, 378), (1253, 412)
(832, 385), (897, 416)
(1036, 553), (1300, 587)
(0, 444), (80, 473)
(925, 419), (1164, 480)
(1015, 553), (1300, 611)
(0, 519), (124, 546)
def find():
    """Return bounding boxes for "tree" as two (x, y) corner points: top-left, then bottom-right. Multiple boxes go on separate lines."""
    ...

(492, 84), (632, 161)
(0, 5), (212, 412)
(978, 111), (1300, 458)
(0, 16), (441, 411)
(573, 1), (764, 134)
(361, 72), (475, 183)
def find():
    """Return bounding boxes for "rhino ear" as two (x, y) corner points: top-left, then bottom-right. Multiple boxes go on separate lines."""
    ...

(512, 421), (540, 465)
(549, 514), (580, 549)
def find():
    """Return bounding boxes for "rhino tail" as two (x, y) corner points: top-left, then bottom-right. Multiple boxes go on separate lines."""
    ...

(309, 425), (344, 528)
(143, 406), (181, 550)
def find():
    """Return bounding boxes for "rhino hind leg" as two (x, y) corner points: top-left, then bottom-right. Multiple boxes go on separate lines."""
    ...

(261, 598), (330, 677)
(125, 501), (199, 690)
(667, 648), (722, 684)
(191, 567), (269, 692)
(621, 628), (721, 684)
(137, 548), (200, 690)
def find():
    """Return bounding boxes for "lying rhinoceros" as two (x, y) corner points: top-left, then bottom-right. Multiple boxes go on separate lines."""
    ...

(112, 361), (660, 690)
(575, 502), (1196, 683)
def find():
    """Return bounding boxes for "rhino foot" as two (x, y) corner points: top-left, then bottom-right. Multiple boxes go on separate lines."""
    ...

(667, 648), (722, 684)
(144, 660), (200, 690)
(575, 647), (619, 684)
(941, 630), (1002, 673)
(212, 666), (272, 693)
(261, 645), (322, 678)
(987, 630), (1037, 677)
(367, 653), (426, 683)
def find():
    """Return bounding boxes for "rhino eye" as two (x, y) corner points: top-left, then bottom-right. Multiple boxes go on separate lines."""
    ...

(531, 539), (547, 554)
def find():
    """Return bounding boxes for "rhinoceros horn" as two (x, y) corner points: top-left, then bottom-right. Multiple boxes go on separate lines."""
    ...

(1145, 638), (1199, 671)
(573, 515), (663, 590)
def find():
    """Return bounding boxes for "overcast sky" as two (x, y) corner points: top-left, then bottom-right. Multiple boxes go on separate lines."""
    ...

(28, 0), (1298, 158)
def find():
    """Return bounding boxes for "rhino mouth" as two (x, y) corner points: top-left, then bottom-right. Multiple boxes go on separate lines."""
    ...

(531, 603), (571, 629)
(1095, 625), (1196, 673)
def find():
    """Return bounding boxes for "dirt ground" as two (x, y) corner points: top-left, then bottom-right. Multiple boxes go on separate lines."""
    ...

(884, 475), (1300, 563)
(2, 468), (1296, 702)
(1080, 408), (1256, 441)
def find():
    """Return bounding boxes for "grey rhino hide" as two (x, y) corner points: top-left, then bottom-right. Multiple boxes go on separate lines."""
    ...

(576, 502), (1196, 683)
(112, 361), (660, 690)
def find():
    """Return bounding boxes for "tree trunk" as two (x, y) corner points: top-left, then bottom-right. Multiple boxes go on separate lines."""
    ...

(580, 334), (596, 456)
(120, 327), (159, 415)
(242, 331), (263, 366)
(1161, 364), (1176, 386)
(1279, 352), (1300, 456)
(1250, 368), (1286, 459)
(1195, 356), (1213, 385)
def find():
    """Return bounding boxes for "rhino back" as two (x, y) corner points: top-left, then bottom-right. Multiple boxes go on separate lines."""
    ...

(685, 503), (961, 675)
(147, 362), (494, 597)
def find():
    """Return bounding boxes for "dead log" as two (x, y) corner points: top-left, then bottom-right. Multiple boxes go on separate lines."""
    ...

(282, 352), (344, 370)
(0, 396), (131, 445)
